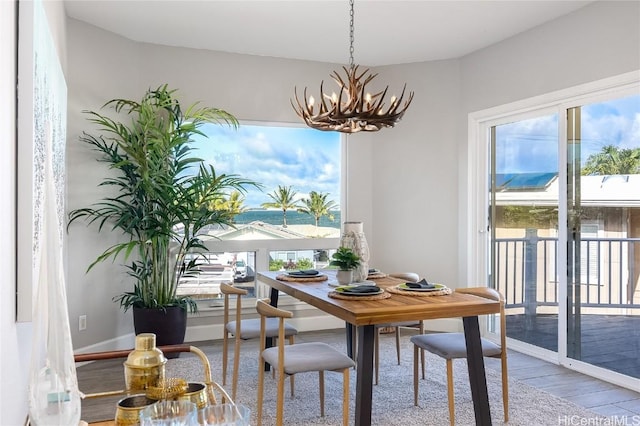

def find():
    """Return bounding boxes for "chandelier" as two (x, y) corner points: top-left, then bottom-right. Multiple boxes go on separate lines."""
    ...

(291, 0), (414, 133)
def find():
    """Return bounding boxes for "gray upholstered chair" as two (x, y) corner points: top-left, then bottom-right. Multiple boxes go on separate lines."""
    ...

(256, 299), (355, 426)
(409, 287), (508, 425)
(374, 272), (425, 385)
(220, 282), (297, 401)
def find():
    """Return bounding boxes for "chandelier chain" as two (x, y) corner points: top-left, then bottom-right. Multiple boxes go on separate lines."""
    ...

(349, 0), (355, 70)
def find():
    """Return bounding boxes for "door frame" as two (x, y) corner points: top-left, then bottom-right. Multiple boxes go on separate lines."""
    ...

(466, 71), (640, 391)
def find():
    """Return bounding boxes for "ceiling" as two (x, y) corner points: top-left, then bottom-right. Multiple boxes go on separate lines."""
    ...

(64, 0), (594, 67)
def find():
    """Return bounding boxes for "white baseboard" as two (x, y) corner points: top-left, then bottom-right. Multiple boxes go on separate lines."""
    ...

(74, 333), (137, 357)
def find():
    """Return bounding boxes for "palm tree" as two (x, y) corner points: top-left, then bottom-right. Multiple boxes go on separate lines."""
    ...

(582, 145), (640, 175)
(261, 185), (300, 227)
(210, 190), (247, 221)
(298, 191), (337, 227)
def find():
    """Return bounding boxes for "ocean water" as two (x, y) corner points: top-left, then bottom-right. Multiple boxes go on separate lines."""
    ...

(234, 210), (341, 228)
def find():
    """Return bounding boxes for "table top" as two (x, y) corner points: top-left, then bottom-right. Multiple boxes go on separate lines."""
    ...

(257, 270), (501, 326)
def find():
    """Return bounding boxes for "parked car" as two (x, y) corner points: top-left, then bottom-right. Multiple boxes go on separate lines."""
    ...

(234, 260), (253, 282)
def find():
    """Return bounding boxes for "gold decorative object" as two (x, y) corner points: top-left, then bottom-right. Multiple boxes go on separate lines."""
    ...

(177, 382), (209, 409)
(291, 0), (413, 133)
(115, 394), (156, 426)
(123, 333), (167, 393)
(145, 377), (188, 401)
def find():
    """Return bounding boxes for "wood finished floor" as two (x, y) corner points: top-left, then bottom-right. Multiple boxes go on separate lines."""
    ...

(77, 328), (640, 424)
(506, 313), (640, 378)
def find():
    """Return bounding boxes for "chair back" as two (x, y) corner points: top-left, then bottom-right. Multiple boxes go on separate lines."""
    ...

(256, 298), (293, 350)
(220, 282), (248, 342)
(456, 287), (506, 353)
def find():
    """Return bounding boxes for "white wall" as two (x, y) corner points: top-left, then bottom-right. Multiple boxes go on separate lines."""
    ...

(368, 59), (462, 283)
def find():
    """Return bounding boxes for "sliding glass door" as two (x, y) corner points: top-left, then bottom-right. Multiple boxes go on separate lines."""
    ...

(490, 113), (560, 353)
(482, 86), (640, 383)
(565, 96), (640, 378)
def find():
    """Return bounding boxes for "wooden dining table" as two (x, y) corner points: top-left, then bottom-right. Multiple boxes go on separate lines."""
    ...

(258, 270), (501, 426)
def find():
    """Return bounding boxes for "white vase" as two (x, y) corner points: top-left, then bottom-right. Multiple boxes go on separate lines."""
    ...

(336, 269), (354, 285)
(340, 221), (370, 283)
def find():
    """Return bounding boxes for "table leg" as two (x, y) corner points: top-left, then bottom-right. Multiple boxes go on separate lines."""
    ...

(354, 324), (374, 426)
(264, 288), (280, 371)
(346, 323), (356, 359)
(463, 316), (492, 426)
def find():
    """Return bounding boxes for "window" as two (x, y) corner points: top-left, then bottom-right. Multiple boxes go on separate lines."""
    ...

(178, 123), (342, 306)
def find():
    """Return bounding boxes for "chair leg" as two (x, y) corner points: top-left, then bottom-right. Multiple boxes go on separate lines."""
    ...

(222, 331), (229, 386)
(256, 353), (265, 426)
(374, 328), (380, 385)
(272, 337), (277, 380)
(276, 366), (285, 426)
(395, 327), (401, 365)
(342, 368), (350, 426)
(288, 335), (295, 396)
(413, 344), (419, 406)
(446, 359), (454, 426)
(290, 373), (295, 398)
(319, 371), (325, 417)
(419, 321), (426, 379)
(501, 354), (509, 422)
(232, 334), (241, 401)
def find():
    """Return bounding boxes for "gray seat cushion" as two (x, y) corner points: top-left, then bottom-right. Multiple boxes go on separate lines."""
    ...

(227, 318), (298, 340)
(262, 342), (356, 375)
(410, 332), (501, 359)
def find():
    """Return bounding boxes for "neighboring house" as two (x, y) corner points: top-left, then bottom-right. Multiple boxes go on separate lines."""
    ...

(207, 221), (308, 240)
(493, 173), (640, 309)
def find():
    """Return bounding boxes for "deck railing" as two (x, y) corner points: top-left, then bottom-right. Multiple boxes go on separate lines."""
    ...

(494, 231), (640, 312)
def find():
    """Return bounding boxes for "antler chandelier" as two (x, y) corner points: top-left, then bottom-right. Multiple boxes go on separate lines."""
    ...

(291, 0), (414, 133)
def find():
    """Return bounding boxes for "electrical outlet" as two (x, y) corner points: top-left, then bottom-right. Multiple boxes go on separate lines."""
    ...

(79, 315), (87, 331)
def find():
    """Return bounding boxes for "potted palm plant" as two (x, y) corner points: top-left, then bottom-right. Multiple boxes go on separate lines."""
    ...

(329, 247), (361, 285)
(68, 85), (259, 347)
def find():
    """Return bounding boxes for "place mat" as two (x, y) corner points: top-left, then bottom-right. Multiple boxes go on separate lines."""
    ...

(386, 285), (453, 297)
(276, 274), (328, 282)
(328, 290), (391, 301)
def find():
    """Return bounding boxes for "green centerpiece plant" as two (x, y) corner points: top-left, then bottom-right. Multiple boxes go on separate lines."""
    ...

(329, 246), (361, 285)
(68, 85), (259, 345)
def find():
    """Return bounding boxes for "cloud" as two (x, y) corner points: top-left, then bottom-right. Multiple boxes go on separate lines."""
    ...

(495, 94), (640, 173)
(192, 123), (341, 208)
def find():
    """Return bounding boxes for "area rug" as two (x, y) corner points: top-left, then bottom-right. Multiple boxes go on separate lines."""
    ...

(165, 332), (605, 426)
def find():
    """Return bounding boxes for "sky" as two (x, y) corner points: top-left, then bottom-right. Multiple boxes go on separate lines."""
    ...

(495, 94), (640, 174)
(191, 123), (342, 209)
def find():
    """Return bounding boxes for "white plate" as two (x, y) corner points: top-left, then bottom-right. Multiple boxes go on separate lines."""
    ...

(398, 283), (446, 292)
(328, 279), (376, 287)
(286, 270), (320, 277)
(334, 285), (384, 296)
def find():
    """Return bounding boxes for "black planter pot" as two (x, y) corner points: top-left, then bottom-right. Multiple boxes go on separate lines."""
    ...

(132, 306), (187, 358)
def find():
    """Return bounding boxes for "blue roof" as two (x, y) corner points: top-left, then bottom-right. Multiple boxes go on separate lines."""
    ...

(496, 172), (557, 191)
